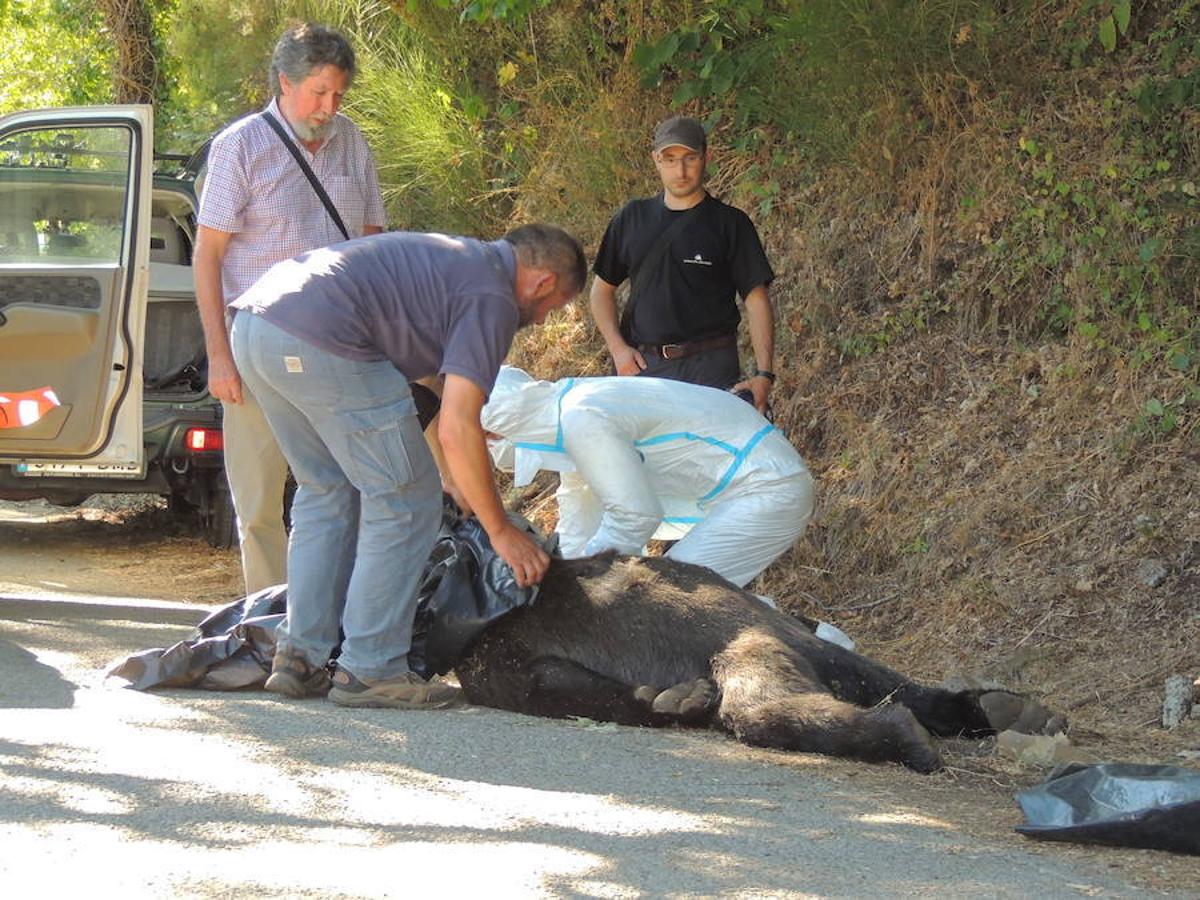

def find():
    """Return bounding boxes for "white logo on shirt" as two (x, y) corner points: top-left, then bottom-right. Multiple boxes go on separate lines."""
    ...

(683, 253), (713, 266)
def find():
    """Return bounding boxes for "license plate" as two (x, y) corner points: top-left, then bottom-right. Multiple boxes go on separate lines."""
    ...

(15, 460), (145, 479)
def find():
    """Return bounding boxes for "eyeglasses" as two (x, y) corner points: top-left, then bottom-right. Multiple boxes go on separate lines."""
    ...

(655, 152), (704, 169)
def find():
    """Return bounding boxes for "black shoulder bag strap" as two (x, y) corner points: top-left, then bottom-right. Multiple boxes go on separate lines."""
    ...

(261, 111), (350, 241)
(620, 201), (702, 343)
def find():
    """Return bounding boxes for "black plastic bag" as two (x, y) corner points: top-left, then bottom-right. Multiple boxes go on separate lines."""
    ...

(1015, 762), (1200, 855)
(408, 512), (553, 678)
(107, 509), (549, 690)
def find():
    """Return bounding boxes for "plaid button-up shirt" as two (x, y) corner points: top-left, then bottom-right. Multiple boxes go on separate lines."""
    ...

(197, 97), (386, 303)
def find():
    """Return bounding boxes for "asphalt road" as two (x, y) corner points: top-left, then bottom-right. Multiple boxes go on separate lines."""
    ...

(0, 591), (1182, 898)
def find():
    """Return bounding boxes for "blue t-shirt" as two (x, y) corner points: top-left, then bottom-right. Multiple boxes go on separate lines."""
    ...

(231, 232), (520, 395)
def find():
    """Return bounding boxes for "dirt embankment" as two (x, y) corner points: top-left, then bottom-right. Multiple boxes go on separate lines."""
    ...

(759, 329), (1199, 767)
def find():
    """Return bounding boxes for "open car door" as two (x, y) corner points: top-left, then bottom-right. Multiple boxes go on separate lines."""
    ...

(0, 106), (152, 476)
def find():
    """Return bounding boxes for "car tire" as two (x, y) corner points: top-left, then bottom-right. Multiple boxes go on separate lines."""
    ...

(203, 475), (237, 550)
(167, 491), (194, 516)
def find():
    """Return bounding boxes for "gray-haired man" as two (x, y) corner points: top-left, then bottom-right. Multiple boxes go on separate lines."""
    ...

(195, 23), (385, 595)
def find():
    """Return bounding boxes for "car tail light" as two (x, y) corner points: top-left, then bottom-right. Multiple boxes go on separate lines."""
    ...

(185, 427), (223, 452)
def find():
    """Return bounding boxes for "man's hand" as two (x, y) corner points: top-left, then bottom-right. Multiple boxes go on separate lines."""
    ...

(732, 374), (772, 414)
(611, 342), (647, 376)
(206, 354), (244, 404)
(589, 276), (646, 376)
(491, 520), (551, 588)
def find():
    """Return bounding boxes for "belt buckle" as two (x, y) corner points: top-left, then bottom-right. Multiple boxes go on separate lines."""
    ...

(660, 342), (684, 360)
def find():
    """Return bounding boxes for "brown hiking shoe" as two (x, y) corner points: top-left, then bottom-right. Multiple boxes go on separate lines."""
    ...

(328, 667), (463, 709)
(264, 650), (331, 699)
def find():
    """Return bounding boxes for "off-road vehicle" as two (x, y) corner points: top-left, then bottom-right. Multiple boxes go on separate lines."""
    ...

(0, 105), (233, 547)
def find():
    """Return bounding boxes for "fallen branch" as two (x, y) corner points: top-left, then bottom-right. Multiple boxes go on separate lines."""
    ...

(1012, 513), (1091, 551)
(1011, 606), (1059, 650)
(830, 591), (901, 613)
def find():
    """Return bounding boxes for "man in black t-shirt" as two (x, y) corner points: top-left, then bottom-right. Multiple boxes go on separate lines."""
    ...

(590, 115), (777, 411)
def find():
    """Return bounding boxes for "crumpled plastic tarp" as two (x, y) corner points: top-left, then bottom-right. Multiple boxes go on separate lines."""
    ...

(107, 506), (552, 690)
(1015, 762), (1200, 855)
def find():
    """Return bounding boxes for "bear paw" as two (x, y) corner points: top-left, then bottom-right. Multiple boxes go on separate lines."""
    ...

(979, 690), (1067, 736)
(635, 678), (717, 722)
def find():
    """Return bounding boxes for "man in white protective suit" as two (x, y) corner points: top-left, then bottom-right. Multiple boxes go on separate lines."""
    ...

(480, 366), (816, 589)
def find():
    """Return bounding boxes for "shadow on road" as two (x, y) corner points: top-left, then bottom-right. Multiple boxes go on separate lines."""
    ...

(0, 639), (76, 709)
(0, 595), (204, 626)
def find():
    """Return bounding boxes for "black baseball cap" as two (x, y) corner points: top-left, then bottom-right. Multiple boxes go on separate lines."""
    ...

(652, 116), (707, 152)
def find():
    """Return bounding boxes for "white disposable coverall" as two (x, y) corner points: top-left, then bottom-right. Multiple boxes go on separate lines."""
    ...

(481, 368), (816, 588)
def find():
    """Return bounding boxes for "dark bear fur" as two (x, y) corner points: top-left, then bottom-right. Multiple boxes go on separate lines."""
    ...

(455, 552), (1064, 773)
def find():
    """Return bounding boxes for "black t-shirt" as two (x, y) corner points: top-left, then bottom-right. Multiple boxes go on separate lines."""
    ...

(592, 192), (774, 345)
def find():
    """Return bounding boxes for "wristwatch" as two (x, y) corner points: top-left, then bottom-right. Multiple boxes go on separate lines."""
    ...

(754, 369), (777, 383)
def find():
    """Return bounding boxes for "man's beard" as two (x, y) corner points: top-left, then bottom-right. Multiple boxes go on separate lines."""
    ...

(291, 117), (332, 143)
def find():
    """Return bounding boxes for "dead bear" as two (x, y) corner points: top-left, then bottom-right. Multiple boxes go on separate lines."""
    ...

(454, 552), (1065, 773)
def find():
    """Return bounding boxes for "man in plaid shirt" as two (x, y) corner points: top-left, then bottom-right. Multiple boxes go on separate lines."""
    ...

(194, 23), (386, 594)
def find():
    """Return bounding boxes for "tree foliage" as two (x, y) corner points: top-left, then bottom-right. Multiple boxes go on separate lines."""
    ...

(3, 0), (1194, 377)
(0, 1), (114, 112)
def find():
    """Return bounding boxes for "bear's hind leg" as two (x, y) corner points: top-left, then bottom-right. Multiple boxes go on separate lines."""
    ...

(721, 693), (944, 773)
(712, 628), (943, 772)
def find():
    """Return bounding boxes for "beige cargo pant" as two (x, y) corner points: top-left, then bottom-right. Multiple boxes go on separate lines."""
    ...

(222, 384), (290, 594)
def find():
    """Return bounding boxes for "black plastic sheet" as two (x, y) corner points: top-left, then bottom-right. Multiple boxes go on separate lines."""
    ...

(1015, 762), (1200, 855)
(409, 512), (554, 678)
(107, 508), (551, 690)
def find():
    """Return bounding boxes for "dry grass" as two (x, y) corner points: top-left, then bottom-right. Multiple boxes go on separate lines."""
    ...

(754, 327), (1199, 767)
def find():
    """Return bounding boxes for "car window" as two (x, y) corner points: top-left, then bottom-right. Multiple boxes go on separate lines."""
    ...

(0, 125), (133, 267)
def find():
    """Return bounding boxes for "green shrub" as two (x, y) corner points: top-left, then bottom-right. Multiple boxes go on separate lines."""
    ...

(0, 1), (114, 114)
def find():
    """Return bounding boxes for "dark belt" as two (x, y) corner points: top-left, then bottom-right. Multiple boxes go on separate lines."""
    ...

(637, 333), (736, 361)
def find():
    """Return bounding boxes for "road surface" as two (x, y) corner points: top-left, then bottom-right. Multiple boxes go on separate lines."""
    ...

(1, 587), (1190, 897)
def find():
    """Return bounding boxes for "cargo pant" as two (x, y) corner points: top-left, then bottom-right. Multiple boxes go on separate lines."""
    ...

(230, 312), (441, 678)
